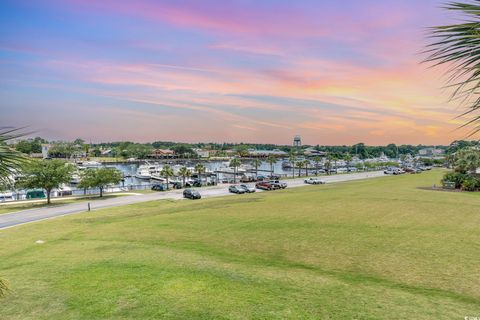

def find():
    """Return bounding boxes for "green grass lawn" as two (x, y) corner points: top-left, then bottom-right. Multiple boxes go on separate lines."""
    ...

(1, 170), (480, 319)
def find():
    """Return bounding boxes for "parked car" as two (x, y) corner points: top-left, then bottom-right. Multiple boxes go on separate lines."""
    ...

(172, 182), (183, 189)
(304, 178), (326, 185)
(183, 188), (201, 199)
(384, 168), (395, 175)
(255, 181), (274, 190)
(269, 175), (281, 180)
(269, 180), (287, 189)
(229, 185), (245, 194)
(151, 184), (168, 191)
(256, 175), (267, 181)
(186, 179), (205, 187)
(337, 168), (348, 173)
(403, 167), (420, 174)
(393, 168), (405, 175)
(239, 184), (256, 193)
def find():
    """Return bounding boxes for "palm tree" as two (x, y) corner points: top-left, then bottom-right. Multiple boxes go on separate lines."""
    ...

(325, 159), (332, 175)
(344, 153), (353, 170)
(303, 160), (309, 176)
(425, 2), (480, 134)
(296, 161), (305, 177)
(251, 158), (262, 178)
(229, 158), (241, 183)
(455, 148), (480, 174)
(266, 155), (276, 177)
(288, 152), (297, 178)
(0, 127), (28, 187)
(313, 156), (321, 176)
(0, 127), (28, 298)
(178, 166), (191, 187)
(194, 163), (206, 184)
(160, 165), (174, 190)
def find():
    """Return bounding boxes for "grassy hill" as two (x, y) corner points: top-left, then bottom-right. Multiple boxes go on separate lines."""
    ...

(1, 170), (479, 319)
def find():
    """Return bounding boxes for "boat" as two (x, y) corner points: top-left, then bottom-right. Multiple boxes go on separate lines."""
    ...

(135, 163), (163, 179)
(77, 160), (102, 169)
(282, 161), (293, 169)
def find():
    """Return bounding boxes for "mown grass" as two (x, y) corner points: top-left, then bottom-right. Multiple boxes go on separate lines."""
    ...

(1, 170), (480, 319)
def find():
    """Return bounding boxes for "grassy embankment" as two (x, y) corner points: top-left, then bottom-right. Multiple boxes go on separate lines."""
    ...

(1, 170), (480, 319)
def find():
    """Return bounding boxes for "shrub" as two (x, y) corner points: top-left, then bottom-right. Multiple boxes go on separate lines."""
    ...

(442, 172), (468, 189)
(462, 177), (480, 192)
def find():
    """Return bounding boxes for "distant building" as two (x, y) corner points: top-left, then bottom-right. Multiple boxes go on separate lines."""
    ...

(418, 148), (444, 157)
(41, 144), (51, 159)
(293, 135), (302, 147)
(194, 148), (210, 158)
(304, 147), (326, 157)
(248, 149), (287, 157)
(150, 149), (176, 158)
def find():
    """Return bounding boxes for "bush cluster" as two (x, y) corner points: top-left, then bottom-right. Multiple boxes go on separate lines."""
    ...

(442, 172), (480, 191)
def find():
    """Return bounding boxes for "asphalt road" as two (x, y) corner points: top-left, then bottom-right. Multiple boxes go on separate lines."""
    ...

(0, 171), (385, 230)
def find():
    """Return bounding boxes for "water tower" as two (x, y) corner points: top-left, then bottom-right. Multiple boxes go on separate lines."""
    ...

(293, 135), (301, 148)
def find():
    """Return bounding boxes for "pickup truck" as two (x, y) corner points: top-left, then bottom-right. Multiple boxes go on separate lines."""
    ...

(255, 181), (275, 190)
(268, 180), (287, 189)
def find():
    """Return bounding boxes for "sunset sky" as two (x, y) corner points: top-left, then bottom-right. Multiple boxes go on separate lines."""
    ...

(0, 0), (472, 145)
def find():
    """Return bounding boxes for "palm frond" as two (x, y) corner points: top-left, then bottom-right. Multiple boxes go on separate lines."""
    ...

(0, 127), (29, 185)
(424, 1), (480, 136)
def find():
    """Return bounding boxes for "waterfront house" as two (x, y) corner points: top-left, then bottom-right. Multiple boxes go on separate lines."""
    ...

(150, 149), (176, 159)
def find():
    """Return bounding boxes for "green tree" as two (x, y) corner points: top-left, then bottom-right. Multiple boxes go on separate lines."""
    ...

(160, 165), (174, 190)
(20, 159), (74, 204)
(229, 158), (241, 183)
(15, 139), (42, 154)
(455, 148), (480, 174)
(78, 167), (123, 197)
(194, 163), (206, 184)
(178, 166), (192, 186)
(251, 158), (262, 178)
(266, 155), (276, 177)
(48, 142), (77, 159)
(426, 1), (480, 134)
(289, 152), (297, 178)
(303, 160), (309, 176)
(325, 159), (332, 175)
(344, 153), (353, 169)
(296, 161), (305, 177)
(313, 157), (321, 176)
(235, 145), (250, 157)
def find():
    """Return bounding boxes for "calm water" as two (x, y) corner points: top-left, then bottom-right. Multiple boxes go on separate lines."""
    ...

(102, 159), (296, 187)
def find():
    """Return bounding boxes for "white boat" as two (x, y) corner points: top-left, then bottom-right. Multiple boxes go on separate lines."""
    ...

(70, 173), (81, 184)
(135, 163), (163, 179)
(77, 160), (102, 169)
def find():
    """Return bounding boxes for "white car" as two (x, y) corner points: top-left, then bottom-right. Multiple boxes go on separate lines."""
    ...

(304, 178), (326, 185)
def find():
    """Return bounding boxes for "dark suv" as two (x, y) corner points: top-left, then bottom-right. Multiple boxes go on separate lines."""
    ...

(183, 188), (201, 199)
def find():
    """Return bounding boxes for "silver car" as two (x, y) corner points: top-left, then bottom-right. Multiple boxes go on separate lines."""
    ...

(239, 184), (256, 193)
